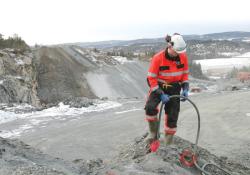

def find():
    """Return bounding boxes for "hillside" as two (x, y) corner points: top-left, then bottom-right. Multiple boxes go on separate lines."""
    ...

(72, 31), (250, 49)
(69, 32), (250, 79)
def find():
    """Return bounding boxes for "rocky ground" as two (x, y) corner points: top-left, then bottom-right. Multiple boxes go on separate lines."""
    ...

(0, 137), (87, 175)
(108, 134), (250, 175)
(1, 134), (249, 175)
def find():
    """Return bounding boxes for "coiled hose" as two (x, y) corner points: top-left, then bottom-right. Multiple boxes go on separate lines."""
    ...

(166, 95), (231, 175)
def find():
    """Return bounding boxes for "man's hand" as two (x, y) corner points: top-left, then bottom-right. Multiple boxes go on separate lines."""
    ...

(181, 89), (188, 102)
(160, 94), (170, 104)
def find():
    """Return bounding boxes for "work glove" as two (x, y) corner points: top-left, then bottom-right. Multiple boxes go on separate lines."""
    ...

(181, 89), (188, 102)
(153, 88), (169, 104)
(160, 94), (170, 104)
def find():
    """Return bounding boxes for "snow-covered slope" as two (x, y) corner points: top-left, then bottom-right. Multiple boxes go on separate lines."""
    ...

(194, 52), (250, 77)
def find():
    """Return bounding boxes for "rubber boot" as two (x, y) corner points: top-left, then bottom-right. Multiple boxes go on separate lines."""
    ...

(164, 134), (174, 145)
(146, 120), (158, 145)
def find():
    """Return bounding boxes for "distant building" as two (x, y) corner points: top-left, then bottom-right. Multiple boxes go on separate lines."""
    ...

(237, 72), (250, 82)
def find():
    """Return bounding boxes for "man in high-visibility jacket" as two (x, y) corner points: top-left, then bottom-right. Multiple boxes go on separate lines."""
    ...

(145, 33), (189, 146)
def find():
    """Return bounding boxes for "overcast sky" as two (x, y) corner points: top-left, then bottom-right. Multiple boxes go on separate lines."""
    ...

(1, 0), (250, 45)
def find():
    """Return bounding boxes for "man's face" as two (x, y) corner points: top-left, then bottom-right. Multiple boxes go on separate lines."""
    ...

(168, 46), (178, 57)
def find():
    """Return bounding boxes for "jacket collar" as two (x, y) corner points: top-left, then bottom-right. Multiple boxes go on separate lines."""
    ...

(165, 48), (180, 61)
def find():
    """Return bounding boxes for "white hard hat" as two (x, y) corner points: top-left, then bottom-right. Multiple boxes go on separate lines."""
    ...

(171, 34), (186, 53)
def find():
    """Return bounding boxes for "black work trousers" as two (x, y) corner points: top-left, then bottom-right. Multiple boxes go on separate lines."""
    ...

(145, 82), (181, 128)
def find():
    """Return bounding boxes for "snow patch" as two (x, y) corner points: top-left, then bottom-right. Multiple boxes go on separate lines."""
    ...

(246, 113), (250, 117)
(236, 52), (250, 58)
(227, 38), (237, 41)
(0, 110), (19, 124)
(206, 85), (218, 92)
(194, 57), (250, 72)
(75, 48), (85, 55)
(219, 52), (239, 57)
(208, 76), (221, 80)
(14, 76), (23, 80)
(0, 101), (122, 125)
(242, 39), (250, 43)
(194, 52), (250, 77)
(15, 58), (25, 65)
(112, 56), (134, 64)
(123, 100), (142, 104)
(115, 108), (142, 114)
(0, 125), (33, 138)
(75, 48), (98, 62)
(0, 101), (122, 138)
(90, 56), (97, 62)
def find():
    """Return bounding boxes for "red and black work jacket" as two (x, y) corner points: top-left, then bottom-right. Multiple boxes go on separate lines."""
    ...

(147, 50), (189, 92)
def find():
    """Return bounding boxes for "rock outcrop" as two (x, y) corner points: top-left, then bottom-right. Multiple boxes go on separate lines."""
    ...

(33, 46), (96, 105)
(0, 48), (40, 106)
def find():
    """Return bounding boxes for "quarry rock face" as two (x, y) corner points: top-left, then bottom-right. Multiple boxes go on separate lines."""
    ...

(0, 49), (40, 106)
(33, 47), (96, 105)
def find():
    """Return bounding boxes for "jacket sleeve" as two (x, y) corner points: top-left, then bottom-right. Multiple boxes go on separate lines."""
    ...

(181, 54), (189, 83)
(147, 56), (160, 91)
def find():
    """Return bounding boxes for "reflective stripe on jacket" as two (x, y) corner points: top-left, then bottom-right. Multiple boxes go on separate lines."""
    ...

(147, 50), (189, 91)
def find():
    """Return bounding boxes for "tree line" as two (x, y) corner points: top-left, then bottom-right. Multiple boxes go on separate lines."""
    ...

(0, 33), (29, 52)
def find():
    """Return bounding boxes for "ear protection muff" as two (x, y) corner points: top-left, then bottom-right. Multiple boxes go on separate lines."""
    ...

(165, 34), (171, 43)
(165, 35), (173, 47)
(165, 33), (181, 47)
